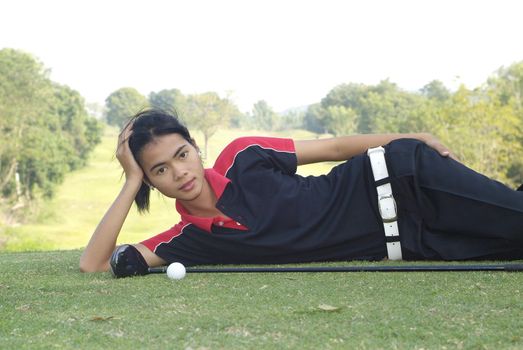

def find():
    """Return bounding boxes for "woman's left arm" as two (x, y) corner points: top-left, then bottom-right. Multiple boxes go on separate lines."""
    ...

(294, 132), (456, 166)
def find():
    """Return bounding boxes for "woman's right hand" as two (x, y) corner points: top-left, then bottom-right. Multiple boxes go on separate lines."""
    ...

(116, 123), (144, 183)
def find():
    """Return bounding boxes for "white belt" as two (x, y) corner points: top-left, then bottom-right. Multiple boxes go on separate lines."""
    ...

(367, 146), (402, 260)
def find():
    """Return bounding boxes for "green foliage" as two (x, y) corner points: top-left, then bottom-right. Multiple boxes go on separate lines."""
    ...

(251, 100), (278, 131)
(325, 105), (358, 136)
(148, 88), (186, 116)
(18, 122), (72, 198)
(228, 108), (248, 129)
(319, 80), (431, 135)
(0, 49), (103, 213)
(433, 86), (522, 184)
(104, 87), (148, 128)
(420, 80), (451, 101)
(0, 49), (52, 197)
(303, 67), (523, 187)
(488, 62), (523, 115)
(321, 82), (376, 133)
(485, 62), (523, 185)
(52, 83), (103, 169)
(369, 84), (432, 134)
(276, 109), (305, 131)
(185, 92), (239, 157)
(303, 103), (328, 133)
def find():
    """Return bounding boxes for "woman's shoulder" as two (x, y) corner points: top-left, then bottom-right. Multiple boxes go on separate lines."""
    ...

(213, 136), (296, 175)
(224, 136), (294, 152)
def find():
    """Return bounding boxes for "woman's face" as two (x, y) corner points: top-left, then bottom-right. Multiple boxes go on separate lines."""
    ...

(138, 133), (204, 202)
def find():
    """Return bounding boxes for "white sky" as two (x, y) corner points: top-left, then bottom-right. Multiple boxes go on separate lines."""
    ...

(1, 0), (523, 113)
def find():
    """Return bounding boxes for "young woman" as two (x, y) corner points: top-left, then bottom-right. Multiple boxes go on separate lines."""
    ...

(80, 109), (523, 277)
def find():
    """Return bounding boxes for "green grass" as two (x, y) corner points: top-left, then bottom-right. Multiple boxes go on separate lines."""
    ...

(1, 126), (335, 251)
(1, 251), (522, 349)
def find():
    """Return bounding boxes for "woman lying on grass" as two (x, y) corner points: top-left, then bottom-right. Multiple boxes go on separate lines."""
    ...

(80, 108), (523, 277)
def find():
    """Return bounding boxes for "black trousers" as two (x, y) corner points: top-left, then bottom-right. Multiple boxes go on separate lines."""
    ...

(383, 139), (523, 260)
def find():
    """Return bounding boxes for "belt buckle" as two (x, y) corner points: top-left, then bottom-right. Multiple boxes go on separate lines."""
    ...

(378, 193), (397, 223)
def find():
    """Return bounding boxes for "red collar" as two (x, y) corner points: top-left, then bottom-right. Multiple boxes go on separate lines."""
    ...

(175, 169), (233, 232)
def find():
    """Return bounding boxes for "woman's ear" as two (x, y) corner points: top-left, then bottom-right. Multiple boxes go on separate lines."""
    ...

(143, 178), (154, 190)
(188, 139), (203, 160)
(192, 143), (202, 156)
(196, 146), (204, 159)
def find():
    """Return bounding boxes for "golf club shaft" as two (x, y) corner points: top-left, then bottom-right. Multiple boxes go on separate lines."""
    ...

(148, 264), (523, 274)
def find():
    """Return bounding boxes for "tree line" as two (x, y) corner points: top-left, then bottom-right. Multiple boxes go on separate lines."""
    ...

(0, 49), (103, 223)
(105, 88), (242, 158)
(104, 60), (523, 187)
(304, 72), (523, 186)
(2, 46), (523, 224)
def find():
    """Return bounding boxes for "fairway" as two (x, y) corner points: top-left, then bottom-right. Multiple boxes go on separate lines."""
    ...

(1, 251), (523, 349)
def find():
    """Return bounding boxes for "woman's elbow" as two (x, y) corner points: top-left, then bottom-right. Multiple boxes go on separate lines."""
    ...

(79, 257), (109, 273)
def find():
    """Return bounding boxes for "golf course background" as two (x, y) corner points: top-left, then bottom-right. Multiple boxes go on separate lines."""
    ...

(2, 52), (523, 350)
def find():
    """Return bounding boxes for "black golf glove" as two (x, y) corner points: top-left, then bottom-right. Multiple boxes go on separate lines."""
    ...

(110, 244), (149, 278)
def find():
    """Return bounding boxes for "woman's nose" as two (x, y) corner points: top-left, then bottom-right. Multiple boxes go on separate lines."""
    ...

(173, 166), (188, 180)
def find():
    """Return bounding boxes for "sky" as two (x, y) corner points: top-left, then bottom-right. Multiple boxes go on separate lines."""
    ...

(1, 0), (523, 113)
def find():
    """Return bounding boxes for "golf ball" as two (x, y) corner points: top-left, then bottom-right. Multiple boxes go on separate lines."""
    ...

(166, 262), (186, 280)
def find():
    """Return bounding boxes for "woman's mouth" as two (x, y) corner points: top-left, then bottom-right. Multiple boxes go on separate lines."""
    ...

(179, 178), (195, 192)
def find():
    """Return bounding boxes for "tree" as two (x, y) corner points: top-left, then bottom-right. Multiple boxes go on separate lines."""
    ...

(325, 105), (358, 136)
(105, 87), (148, 128)
(487, 61), (523, 115)
(368, 82), (432, 134)
(0, 48), (102, 214)
(433, 86), (521, 185)
(228, 109), (247, 129)
(149, 89), (187, 117)
(486, 61), (523, 185)
(51, 83), (103, 169)
(185, 92), (236, 157)
(277, 109), (305, 131)
(17, 117), (73, 198)
(303, 103), (328, 134)
(420, 80), (451, 101)
(320, 80), (430, 135)
(321, 83), (375, 133)
(251, 100), (277, 131)
(0, 49), (53, 198)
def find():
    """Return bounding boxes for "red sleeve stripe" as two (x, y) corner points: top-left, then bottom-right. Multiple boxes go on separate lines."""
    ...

(214, 137), (295, 176)
(223, 143), (295, 176)
(140, 222), (192, 252)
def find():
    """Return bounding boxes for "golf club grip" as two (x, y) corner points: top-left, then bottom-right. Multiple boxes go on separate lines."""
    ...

(148, 264), (523, 274)
(149, 266), (168, 273)
(504, 263), (523, 271)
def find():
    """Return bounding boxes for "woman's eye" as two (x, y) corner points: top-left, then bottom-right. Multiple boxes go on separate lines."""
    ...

(180, 151), (188, 159)
(157, 167), (166, 175)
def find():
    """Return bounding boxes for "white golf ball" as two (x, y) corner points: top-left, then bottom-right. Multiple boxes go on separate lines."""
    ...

(166, 262), (186, 280)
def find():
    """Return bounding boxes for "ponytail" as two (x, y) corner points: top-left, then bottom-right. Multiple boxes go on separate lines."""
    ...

(135, 181), (151, 213)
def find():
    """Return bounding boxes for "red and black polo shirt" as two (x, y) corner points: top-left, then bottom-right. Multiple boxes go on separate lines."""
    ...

(141, 136), (386, 266)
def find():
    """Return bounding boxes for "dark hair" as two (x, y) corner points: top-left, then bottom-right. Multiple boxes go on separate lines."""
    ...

(125, 108), (196, 213)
